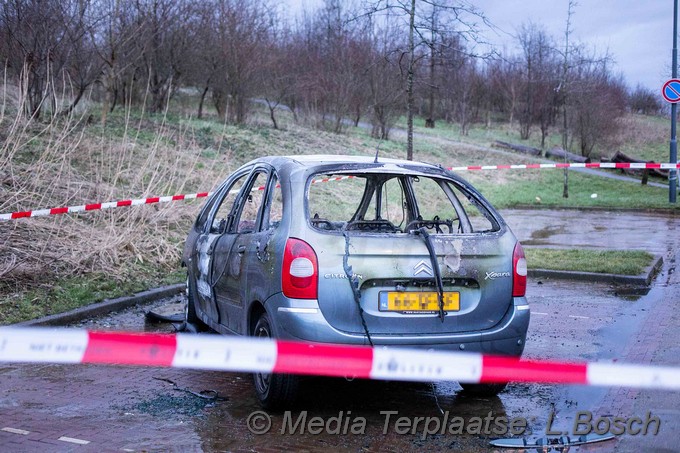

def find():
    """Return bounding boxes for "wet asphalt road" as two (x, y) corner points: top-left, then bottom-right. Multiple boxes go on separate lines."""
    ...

(1, 209), (679, 452)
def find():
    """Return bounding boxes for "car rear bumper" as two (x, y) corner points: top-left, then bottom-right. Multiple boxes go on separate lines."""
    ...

(266, 293), (529, 357)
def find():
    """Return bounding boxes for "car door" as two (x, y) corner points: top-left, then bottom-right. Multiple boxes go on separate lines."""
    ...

(193, 168), (251, 326)
(211, 167), (273, 333)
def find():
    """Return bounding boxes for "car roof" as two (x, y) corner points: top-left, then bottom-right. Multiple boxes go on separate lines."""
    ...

(249, 154), (442, 171)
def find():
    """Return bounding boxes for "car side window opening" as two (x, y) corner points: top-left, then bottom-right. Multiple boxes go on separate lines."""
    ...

(379, 178), (407, 228)
(445, 182), (499, 233)
(209, 172), (250, 234)
(307, 172), (499, 234)
(234, 171), (270, 234)
(262, 173), (283, 231)
(196, 171), (250, 231)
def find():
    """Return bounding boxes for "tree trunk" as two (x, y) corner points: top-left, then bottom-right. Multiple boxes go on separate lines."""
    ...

(406, 0), (416, 161)
(427, 39), (436, 128)
(101, 86), (110, 127)
(494, 140), (541, 156)
(60, 85), (87, 117)
(540, 125), (547, 150)
(562, 106), (569, 198)
(213, 90), (226, 121)
(354, 103), (361, 127)
(110, 87), (118, 112)
(266, 99), (278, 130)
(198, 85), (209, 119)
(546, 147), (590, 163)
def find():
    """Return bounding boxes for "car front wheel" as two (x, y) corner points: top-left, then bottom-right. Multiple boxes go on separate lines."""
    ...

(252, 312), (298, 409)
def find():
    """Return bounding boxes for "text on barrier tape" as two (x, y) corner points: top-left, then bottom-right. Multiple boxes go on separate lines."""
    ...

(1, 327), (680, 390)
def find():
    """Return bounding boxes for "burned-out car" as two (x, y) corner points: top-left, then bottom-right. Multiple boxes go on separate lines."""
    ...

(182, 155), (529, 408)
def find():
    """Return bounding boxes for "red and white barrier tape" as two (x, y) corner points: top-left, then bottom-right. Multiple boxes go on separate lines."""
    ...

(0, 192), (213, 221)
(448, 162), (680, 172)
(1, 162), (676, 222)
(0, 176), (357, 221)
(1, 327), (679, 390)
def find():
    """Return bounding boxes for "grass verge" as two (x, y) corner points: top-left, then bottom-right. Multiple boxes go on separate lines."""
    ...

(473, 168), (675, 210)
(0, 265), (184, 325)
(525, 248), (655, 275)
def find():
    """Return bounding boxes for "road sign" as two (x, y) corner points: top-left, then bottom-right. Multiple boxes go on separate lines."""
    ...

(662, 79), (680, 103)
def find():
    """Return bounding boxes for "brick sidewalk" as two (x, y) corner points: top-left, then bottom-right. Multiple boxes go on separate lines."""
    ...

(589, 249), (680, 452)
(0, 363), (219, 451)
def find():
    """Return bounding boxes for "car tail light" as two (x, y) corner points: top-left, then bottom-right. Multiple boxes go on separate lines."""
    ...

(512, 242), (527, 297)
(282, 238), (318, 299)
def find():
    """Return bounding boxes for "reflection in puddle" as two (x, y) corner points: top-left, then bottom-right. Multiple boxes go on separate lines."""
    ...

(523, 224), (568, 246)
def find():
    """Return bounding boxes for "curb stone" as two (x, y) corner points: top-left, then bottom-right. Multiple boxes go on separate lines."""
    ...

(528, 255), (663, 286)
(509, 205), (680, 215)
(15, 283), (185, 327)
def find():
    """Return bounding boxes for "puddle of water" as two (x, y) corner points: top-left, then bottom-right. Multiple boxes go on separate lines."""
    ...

(502, 209), (680, 256)
(530, 224), (567, 240)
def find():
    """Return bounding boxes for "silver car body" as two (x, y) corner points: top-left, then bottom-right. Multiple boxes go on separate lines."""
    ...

(182, 155), (529, 356)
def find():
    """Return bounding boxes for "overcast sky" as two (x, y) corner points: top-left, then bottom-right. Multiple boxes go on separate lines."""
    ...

(481, 0), (671, 91)
(287, 1), (673, 92)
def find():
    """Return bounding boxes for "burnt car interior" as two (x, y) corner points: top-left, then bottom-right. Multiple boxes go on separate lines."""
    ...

(307, 172), (499, 235)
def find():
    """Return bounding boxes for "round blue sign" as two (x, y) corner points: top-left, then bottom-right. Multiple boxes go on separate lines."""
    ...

(662, 79), (680, 103)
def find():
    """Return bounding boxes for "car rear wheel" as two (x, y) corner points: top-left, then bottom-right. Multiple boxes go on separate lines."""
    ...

(252, 312), (298, 409)
(184, 275), (208, 333)
(459, 382), (507, 396)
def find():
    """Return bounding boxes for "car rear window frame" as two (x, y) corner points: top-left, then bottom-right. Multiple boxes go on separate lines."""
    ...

(304, 169), (502, 236)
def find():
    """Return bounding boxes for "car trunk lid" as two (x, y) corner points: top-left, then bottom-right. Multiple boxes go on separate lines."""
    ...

(314, 231), (515, 335)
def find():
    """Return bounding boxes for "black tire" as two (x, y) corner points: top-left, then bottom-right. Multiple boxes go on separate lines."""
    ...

(459, 382), (507, 396)
(184, 275), (208, 333)
(252, 312), (298, 410)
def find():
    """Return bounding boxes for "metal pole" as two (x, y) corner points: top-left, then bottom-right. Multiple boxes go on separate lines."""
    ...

(671, 0), (678, 203)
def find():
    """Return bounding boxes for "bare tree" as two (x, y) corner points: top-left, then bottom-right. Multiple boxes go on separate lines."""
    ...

(569, 58), (626, 157)
(362, 0), (488, 160)
(516, 23), (559, 147)
(488, 56), (521, 127)
(438, 35), (479, 135)
(258, 25), (300, 129)
(629, 83), (662, 115)
(210, 0), (272, 124)
(56, 3), (103, 116)
(367, 21), (405, 139)
(182, 1), (221, 120)
(90, 0), (146, 123)
(293, 0), (371, 133)
(132, 0), (194, 114)
(1, 0), (99, 118)
(558, 0), (576, 198)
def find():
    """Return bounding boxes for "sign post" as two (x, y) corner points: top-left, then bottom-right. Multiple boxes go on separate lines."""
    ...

(669, 0), (678, 203)
(662, 78), (679, 203)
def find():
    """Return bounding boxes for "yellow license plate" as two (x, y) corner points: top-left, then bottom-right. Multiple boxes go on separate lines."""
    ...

(379, 291), (460, 312)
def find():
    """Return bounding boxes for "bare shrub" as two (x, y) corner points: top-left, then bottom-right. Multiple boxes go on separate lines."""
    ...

(0, 85), (220, 295)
